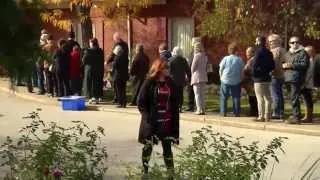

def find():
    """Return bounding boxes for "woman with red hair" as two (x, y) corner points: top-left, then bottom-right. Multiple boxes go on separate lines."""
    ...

(137, 59), (180, 176)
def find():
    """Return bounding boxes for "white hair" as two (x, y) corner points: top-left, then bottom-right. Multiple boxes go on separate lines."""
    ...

(172, 46), (183, 57)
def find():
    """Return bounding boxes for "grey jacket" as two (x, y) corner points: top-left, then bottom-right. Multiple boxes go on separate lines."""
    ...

(191, 52), (208, 85)
(284, 47), (309, 84)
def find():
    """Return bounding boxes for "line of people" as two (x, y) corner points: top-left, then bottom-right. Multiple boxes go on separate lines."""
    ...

(219, 35), (318, 124)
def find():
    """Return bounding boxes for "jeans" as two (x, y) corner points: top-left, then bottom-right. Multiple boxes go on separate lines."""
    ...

(254, 82), (272, 120)
(220, 83), (241, 116)
(271, 78), (284, 117)
(288, 83), (303, 119)
(193, 82), (205, 113)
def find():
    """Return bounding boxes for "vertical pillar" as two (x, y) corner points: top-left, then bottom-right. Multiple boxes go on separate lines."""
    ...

(127, 13), (133, 63)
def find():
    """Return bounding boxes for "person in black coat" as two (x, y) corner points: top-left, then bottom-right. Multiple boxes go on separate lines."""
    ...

(54, 39), (71, 97)
(168, 46), (191, 112)
(107, 33), (129, 108)
(252, 36), (275, 122)
(65, 31), (80, 55)
(130, 44), (150, 106)
(82, 38), (104, 104)
(138, 59), (179, 176)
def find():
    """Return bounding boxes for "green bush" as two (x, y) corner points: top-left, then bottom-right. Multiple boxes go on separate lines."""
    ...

(127, 126), (287, 180)
(0, 110), (108, 180)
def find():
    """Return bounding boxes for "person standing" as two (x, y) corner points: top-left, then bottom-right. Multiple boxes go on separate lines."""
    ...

(43, 35), (57, 97)
(107, 33), (129, 108)
(300, 46), (315, 123)
(219, 42), (245, 117)
(168, 46), (191, 112)
(159, 43), (172, 61)
(70, 45), (82, 95)
(65, 31), (80, 55)
(191, 43), (208, 115)
(268, 34), (287, 120)
(137, 59), (179, 177)
(283, 37), (310, 124)
(252, 36), (275, 122)
(130, 44), (150, 106)
(54, 39), (71, 97)
(82, 38), (104, 104)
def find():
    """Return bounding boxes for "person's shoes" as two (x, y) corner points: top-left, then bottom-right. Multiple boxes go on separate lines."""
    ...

(116, 104), (126, 108)
(254, 118), (265, 122)
(179, 108), (183, 113)
(185, 108), (194, 112)
(285, 116), (301, 124)
(112, 100), (119, 105)
(220, 113), (227, 117)
(195, 112), (205, 115)
(130, 103), (137, 106)
(37, 92), (45, 95)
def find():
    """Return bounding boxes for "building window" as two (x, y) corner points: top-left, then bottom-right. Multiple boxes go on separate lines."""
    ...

(169, 18), (194, 58)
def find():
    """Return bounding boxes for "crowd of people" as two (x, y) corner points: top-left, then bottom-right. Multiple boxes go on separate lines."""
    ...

(17, 29), (320, 176)
(30, 30), (320, 125)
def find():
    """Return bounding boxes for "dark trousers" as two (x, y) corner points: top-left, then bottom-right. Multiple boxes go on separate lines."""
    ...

(142, 139), (173, 173)
(271, 79), (285, 117)
(289, 83), (302, 119)
(116, 80), (127, 106)
(46, 70), (57, 96)
(70, 78), (81, 95)
(302, 88), (313, 109)
(187, 84), (195, 110)
(131, 78), (144, 105)
(220, 83), (241, 116)
(56, 72), (70, 97)
(248, 95), (258, 116)
(37, 68), (45, 94)
(112, 80), (118, 103)
(176, 85), (184, 109)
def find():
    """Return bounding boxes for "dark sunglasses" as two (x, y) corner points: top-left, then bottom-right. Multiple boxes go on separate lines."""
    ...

(290, 41), (299, 44)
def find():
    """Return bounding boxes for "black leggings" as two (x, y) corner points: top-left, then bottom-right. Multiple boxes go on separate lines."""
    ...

(302, 88), (313, 109)
(142, 139), (173, 173)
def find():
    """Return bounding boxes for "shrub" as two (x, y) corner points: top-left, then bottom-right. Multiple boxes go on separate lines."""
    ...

(127, 126), (287, 179)
(0, 110), (108, 180)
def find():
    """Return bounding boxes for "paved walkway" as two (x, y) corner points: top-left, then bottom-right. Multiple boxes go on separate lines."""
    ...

(1, 78), (320, 136)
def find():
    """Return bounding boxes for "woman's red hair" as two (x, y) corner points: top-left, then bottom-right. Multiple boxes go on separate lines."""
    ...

(148, 59), (168, 79)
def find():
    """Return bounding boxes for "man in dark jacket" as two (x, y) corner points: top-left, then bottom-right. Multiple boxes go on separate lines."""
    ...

(54, 39), (71, 97)
(252, 36), (275, 122)
(168, 47), (191, 112)
(65, 31), (80, 55)
(107, 32), (129, 108)
(283, 36), (310, 124)
(159, 43), (172, 61)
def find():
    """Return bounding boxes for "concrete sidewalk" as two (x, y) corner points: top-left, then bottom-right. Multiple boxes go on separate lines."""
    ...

(1, 78), (320, 136)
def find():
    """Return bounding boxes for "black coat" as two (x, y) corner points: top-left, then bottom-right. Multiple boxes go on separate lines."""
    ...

(168, 56), (191, 86)
(252, 46), (275, 82)
(137, 77), (180, 144)
(82, 47), (104, 98)
(108, 39), (129, 82)
(65, 39), (80, 55)
(130, 53), (150, 79)
(54, 48), (70, 76)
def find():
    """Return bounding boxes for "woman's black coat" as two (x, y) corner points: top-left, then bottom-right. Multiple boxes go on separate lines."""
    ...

(137, 77), (180, 144)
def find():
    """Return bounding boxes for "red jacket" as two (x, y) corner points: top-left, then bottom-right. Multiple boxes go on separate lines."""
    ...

(70, 50), (81, 79)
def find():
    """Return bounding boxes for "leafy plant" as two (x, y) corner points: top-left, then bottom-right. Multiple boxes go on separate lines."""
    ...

(127, 126), (287, 179)
(0, 110), (108, 180)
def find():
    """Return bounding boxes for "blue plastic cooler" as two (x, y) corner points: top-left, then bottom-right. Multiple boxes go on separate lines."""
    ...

(59, 96), (86, 111)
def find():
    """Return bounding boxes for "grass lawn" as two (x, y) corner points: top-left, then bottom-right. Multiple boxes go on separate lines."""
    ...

(103, 82), (320, 118)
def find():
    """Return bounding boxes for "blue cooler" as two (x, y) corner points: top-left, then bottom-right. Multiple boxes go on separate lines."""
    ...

(59, 96), (86, 111)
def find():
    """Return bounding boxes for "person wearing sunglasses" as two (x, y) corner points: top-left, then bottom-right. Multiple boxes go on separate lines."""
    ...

(283, 36), (310, 124)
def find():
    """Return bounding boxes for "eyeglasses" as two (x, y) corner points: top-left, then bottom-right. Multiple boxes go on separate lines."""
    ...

(290, 41), (299, 44)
